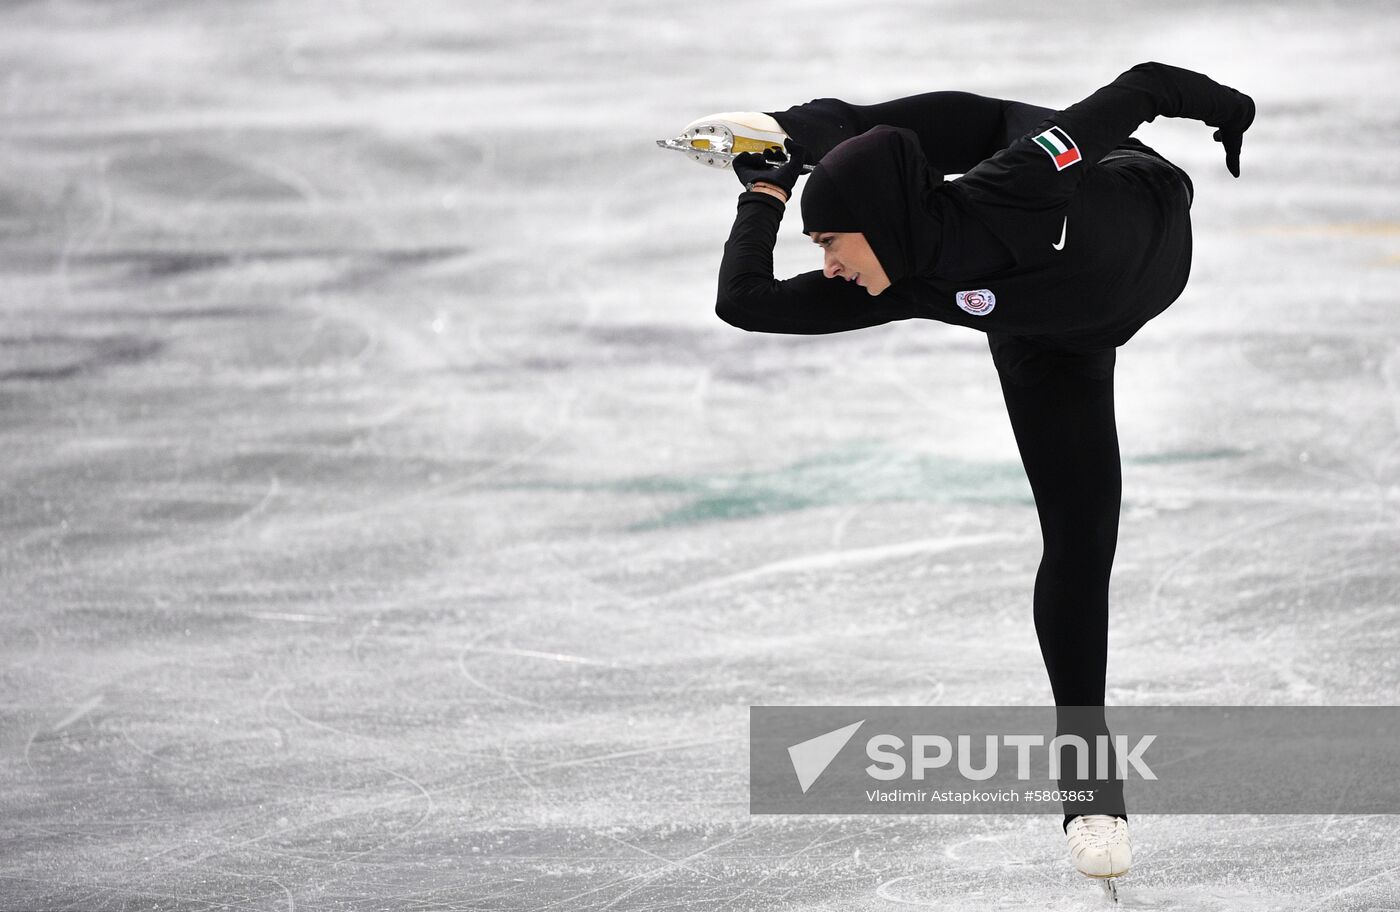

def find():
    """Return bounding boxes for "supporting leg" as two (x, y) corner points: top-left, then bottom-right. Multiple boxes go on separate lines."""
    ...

(988, 334), (1125, 821)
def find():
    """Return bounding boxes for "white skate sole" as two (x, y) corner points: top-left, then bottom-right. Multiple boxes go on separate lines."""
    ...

(656, 111), (808, 171)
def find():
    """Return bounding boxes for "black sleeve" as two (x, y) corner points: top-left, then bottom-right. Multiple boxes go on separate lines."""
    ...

(715, 191), (923, 335)
(954, 62), (1252, 209)
(770, 92), (1052, 174)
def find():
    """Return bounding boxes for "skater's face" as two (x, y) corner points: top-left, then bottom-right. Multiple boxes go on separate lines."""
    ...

(810, 232), (891, 295)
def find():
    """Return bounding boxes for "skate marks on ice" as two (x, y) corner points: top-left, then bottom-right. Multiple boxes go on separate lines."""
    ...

(859, 815), (1400, 911)
(878, 878), (1293, 911)
(875, 872), (1372, 912)
(866, 829), (1210, 912)
(873, 826), (1062, 910)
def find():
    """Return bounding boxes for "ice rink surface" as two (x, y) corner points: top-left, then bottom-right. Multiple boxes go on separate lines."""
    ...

(2, 0), (1399, 908)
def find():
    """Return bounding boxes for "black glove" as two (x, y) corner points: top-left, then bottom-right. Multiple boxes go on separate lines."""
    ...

(1212, 92), (1255, 178)
(733, 139), (808, 199)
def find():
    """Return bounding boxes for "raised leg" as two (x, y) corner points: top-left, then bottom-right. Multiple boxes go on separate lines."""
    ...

(769, 92), (1054, 172)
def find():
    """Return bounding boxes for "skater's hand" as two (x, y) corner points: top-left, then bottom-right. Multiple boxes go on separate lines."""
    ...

(1212, 91), (1255, 178)
(734, 139), (808, 200)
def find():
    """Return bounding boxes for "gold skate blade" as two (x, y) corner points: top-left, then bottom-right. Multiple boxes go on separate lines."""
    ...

(659, 136), (782, 154)
(655, 136), (743, 168)
(732, 135), (784, 154)
(654, 136), (782, 157)
(655, 136), (812, 171)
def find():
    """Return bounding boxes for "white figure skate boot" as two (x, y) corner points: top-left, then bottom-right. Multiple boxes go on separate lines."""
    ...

(656, 112), (792, 170)
(1065, 815), (1131, 902)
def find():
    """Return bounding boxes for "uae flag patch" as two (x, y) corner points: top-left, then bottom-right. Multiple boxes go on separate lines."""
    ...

(1033, 126), (1082, 170)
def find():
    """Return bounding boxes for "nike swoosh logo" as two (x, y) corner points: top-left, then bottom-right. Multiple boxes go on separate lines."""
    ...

(1052, 217), (1067, 251)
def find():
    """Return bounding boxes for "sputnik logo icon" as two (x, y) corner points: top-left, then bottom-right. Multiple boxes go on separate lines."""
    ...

(787, 720), (865, 793)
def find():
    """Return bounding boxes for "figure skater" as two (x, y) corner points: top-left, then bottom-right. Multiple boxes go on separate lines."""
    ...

(669, 61), (1254, 893)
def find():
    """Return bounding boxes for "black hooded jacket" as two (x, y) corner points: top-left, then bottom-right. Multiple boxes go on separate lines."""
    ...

(714, 62), (1251, 352)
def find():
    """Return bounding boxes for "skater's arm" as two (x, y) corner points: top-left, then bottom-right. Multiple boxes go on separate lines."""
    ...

(715, 192), (921, 334)
(955, 62), (1254, 207)
(770, 92), (1051, 174)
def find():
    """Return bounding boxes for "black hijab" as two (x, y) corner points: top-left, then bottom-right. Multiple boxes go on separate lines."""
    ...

(800, 125), (944, 284)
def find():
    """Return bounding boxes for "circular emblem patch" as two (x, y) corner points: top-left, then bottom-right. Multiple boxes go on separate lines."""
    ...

(955, 288), (996, 316)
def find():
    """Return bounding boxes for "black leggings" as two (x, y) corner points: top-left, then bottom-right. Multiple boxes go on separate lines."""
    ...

(991, 339), (1126, 825)
(769, 90), (1056, 174)
(773, 93), (1128, 823)
(988, 338), (1119, 709)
